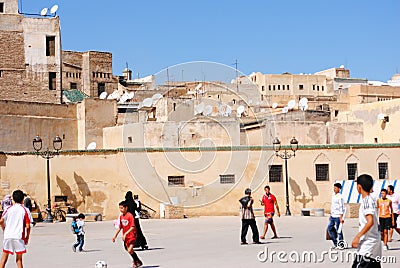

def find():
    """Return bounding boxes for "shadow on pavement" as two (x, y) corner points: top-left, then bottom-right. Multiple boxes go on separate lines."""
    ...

(136, 247), (164, 251)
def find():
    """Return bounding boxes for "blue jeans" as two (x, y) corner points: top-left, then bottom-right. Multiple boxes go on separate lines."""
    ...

(73, 234), (84, 251)
(327, 216), (343, 246)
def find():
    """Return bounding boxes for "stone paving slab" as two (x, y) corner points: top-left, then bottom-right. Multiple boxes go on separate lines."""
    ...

(0, 216), (399, 267)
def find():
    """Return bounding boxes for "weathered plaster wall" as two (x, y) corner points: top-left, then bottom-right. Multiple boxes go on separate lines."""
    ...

(1, 146), (399, 219)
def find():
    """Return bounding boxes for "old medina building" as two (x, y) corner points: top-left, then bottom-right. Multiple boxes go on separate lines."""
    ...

(2, 0), (400, 220)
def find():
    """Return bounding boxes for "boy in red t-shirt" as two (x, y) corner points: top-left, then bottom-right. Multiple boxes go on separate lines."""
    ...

(112, 201), (143, 268)
(260, 185), (280, 239)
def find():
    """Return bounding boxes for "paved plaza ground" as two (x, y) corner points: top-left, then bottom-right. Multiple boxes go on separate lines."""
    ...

(1, 215), (400, 267)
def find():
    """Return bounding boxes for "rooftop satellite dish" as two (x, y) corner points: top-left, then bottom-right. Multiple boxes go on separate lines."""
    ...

(237, 105), (245, 116)
(152, 93), (163, 100)
(272, 102), (278, 109)
(195, 83), (203, 91)
(282, 107), (289, 114)
(40, 8), (48, 16)
(99, 92), (108, 100)
(143, 98), (153, 107)
(288, 100), (296, 109)
(378, 113), (386, 120)
(119, 92), (130, 103)
(87, 142), (96, 150)
(299, 97), (308, 106)
(204, 105), (212, 116)
(194, 102), (205, 115)
(50, 4), (59, 14)
(225, 105), (232, 116)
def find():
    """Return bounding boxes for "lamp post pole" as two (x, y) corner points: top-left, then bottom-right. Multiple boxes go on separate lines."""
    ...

(273, 137), (299, 216)
(33, 136), (62, 223)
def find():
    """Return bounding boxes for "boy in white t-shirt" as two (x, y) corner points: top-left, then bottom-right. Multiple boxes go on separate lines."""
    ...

(0, 190), (31, 268)
(351, 174), (382, 268)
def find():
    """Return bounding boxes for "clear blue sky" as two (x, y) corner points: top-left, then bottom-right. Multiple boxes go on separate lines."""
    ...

(20, 0), (400, 81)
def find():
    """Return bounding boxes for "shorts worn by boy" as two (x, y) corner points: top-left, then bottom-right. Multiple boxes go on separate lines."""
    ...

(1, 204), (30, 254)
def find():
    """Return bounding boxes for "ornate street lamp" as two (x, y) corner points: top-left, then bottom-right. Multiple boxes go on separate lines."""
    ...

(273, 137), (298, 216)
(33, 135), (62, 222)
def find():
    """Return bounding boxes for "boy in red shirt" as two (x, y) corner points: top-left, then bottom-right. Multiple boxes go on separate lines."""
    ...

(112, 201), (143, 268)
(260, 185), (280, 239)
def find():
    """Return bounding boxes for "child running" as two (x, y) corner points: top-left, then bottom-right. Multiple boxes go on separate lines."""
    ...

(377, 189), (394, 250)
(0, 190), (31, 268)
(112, 201), (143, 268)
(72, 213), (85, 252)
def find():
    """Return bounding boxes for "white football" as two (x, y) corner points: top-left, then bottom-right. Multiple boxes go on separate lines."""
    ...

(95, 260), (107, 268)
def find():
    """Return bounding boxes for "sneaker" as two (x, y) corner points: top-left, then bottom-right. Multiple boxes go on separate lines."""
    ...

(141, 245), (149, 250)
(253, 241), (262, 244)
(241, 242), (248, 245)
(383, 245), (388, 251)
(72, 245), (76, 252)
(134, 260), (143, 267)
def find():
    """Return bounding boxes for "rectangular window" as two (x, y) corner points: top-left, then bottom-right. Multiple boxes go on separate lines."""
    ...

(347, 163), (357, 180)
(128, 137), (132, 143)
(282, 85), (285, 90)
(0, 3), (4, 13)
(278, 85), (280, 90)
(322, 86), (324, 91)
(46, 36), (56, 56)
(317, 86), (320, 91)
(168, 176), (185, 187)
(261, 86), (265, 91)
(0, 70), (3, 77)
(315, 164), (329, 181)
(49, 72), (56, 90)
(220, 174), (235, 184)
(287, 85), (290, 90)
(273, 85), (276, 91)
(299, 84), (304, 90)
(378, 162), (388, 179)
(269, 85), (271, 91)
(269, 165), (283, 182)
(313, 85), (315, 90)
(70, 82), (77, 89)
(97, 82), (105, 96)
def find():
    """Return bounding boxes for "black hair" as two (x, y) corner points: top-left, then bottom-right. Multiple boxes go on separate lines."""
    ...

(119, 200), (128, 207)
(12, 190), (24, 203)
(334, 183), (342, 189)
(125, 191), (133, 201)
(264, 185), (270, 190)
(77, 213), (85, 219)
(244, 188), (251, 195)
(388, 185), (394, 192)
(356, 174), (373, 192)
(381, 189), (388, 194)
(133, 195), (138, 199)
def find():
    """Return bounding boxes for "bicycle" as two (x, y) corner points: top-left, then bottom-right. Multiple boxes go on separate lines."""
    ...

(40, 203), (67, 222)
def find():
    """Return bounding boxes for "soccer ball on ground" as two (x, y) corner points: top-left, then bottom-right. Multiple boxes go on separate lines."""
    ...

(95, 260), (107, 268)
